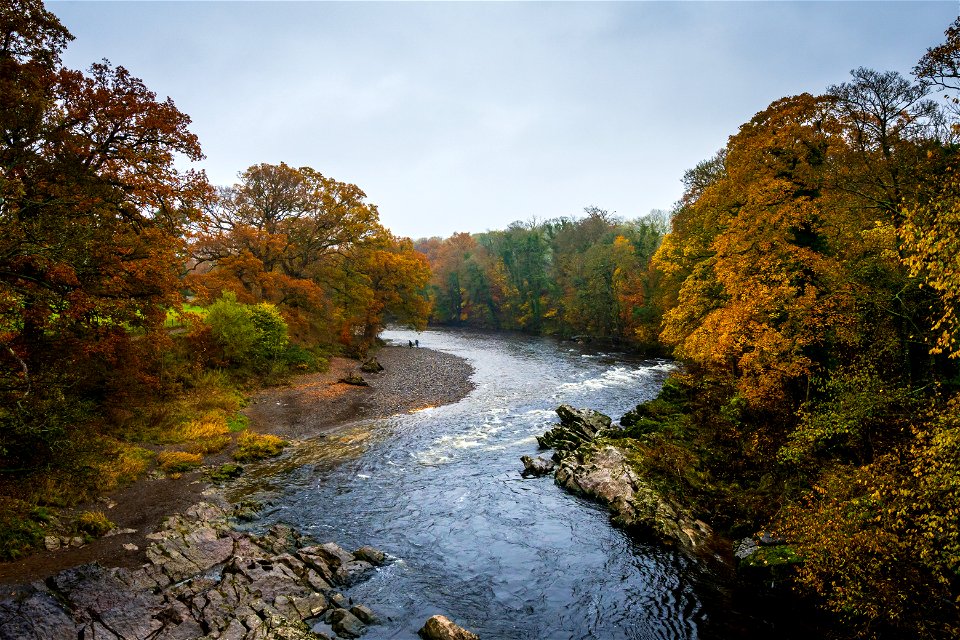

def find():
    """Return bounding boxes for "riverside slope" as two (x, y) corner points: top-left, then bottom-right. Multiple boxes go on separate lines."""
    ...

(0, 346), (474, 588)
(0, 346), (477, 640)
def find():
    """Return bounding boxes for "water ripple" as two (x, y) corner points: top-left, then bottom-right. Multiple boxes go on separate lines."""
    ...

(239, 329), (699, 639)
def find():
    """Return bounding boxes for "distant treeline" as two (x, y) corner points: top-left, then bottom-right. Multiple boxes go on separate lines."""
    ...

(415, 207), (668, 350)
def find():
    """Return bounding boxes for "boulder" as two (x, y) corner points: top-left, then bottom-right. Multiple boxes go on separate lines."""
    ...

(418, 615), (480, 640)
(359, 358), (384, 373)
(338, 373), (369, 386)
(353, 545), (386, 566)
(349, 604), (379, 625)
(519, 455), (555, 478)
(536, 405), (612, 453)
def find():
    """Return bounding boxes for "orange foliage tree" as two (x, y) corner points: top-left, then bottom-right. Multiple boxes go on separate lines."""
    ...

(0, 0), (211, 462)
(190, 163), (429, 350)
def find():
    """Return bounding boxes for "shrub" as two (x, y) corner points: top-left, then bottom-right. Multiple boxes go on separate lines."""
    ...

(204, 292), (289, 375)
(157, 451), (203, 473)
(205, 292), (259, 365)
(74, 510), (115, 538)
(233, 432), (287, 462)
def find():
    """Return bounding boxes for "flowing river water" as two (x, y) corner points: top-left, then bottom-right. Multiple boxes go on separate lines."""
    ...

(226, 328), (754, 640)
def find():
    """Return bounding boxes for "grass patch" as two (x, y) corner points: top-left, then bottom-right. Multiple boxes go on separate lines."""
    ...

(0, 498), (50, 561)
(73, 510), (114, 538)
(94, 442), (154, 492)
(178, 413), (231, 455)
(226, 413), (249, 433)
(157, 451), (203, 473)
(233, 432), (287, 462)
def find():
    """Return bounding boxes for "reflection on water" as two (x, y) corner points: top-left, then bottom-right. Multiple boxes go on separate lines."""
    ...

(230, 328), (711, 639)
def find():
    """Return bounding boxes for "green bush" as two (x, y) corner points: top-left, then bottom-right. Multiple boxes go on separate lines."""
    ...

(205, 292), (290, 375)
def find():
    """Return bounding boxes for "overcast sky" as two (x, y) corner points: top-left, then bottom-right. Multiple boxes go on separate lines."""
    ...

(50, 1), (958, 239)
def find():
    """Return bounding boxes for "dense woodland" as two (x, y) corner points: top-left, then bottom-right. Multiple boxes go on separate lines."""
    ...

(2, 1), (960, 637)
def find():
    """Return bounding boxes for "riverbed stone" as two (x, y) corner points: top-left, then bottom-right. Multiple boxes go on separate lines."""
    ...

(417, 615), (480, 640)
(328, 608), (366, 638)
(520, 454), (556, 478)
(0, 586), (79, 640)
(303, 542), (355, 569)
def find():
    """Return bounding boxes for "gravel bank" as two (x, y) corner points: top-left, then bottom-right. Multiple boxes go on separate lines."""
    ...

(246, 345), (475, 440)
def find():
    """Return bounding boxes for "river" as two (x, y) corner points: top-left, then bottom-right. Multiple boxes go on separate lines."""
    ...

(227, 328), (743, 639)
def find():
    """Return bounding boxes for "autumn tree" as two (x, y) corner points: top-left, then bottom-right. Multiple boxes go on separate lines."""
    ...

(904, 18), (960, 359)
(0, 0), (211, 463)
(191, 163), (428, 349)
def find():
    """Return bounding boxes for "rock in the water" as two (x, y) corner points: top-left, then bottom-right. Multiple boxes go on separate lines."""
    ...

(360, 357), (384, 373)
(536, 405), (612, 453)
(519, 455), (556, 478)
(418, 615), (480, 640)
(338, 373), (369, 386)
(349, 604), (379, 625)
(353, 545), (386, 566)
(328, 608), (366, 638)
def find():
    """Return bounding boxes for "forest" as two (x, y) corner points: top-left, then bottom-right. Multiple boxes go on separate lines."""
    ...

(2, 1), (960, 637)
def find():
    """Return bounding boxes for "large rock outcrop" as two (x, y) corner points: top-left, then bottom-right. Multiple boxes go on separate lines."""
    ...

(0, 497), (387, 640)
(554, 444), (713, 556)
(534, 405), (713, 557)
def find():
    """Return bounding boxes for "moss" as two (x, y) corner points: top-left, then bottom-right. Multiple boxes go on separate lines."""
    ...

(0, 499), (47, 561)
(739, 544), (804, 584)
(233, 432), (287, 462)
(207, 462), (244, 483)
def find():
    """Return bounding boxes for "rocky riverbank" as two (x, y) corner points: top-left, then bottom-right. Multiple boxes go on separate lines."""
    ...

(0, 491), (482, 640)
(0, 494), (386, 640)
(527, 405), (714, 557)
(0, 344), (478, 639)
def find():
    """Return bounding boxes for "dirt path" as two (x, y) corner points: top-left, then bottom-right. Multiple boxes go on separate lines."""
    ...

(0, 345), (474, 588)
